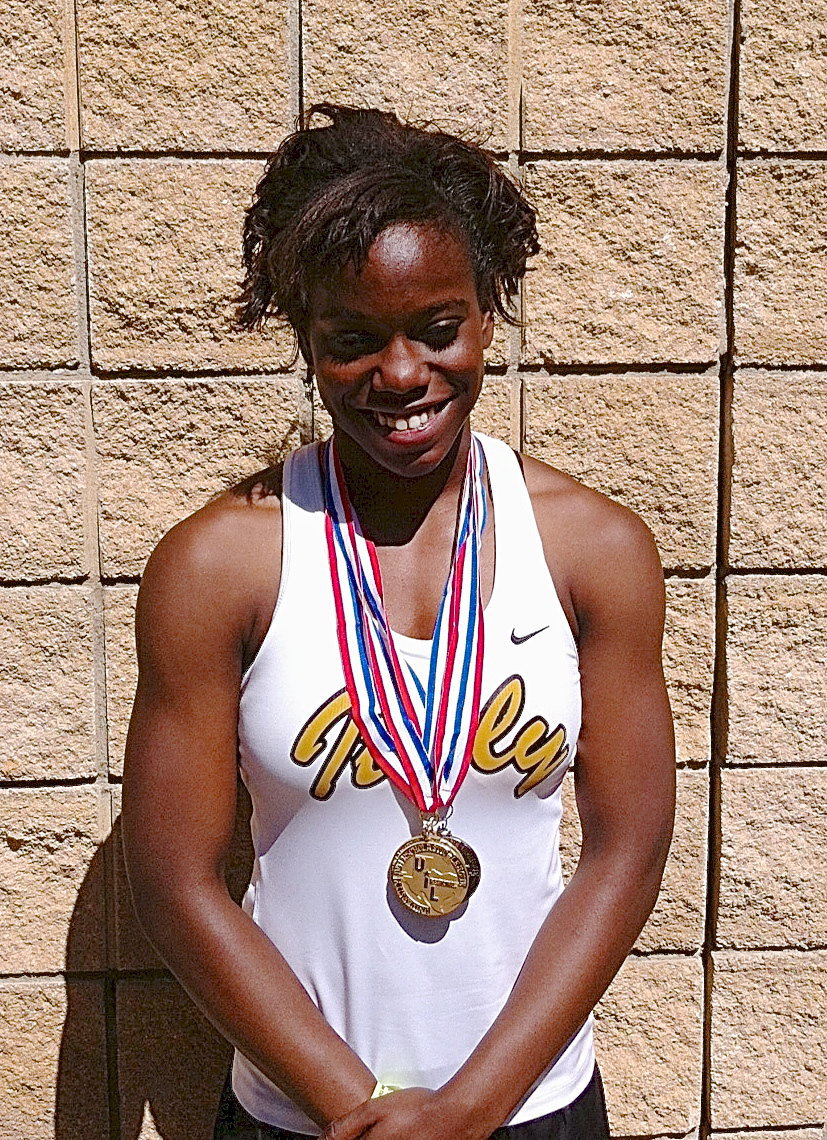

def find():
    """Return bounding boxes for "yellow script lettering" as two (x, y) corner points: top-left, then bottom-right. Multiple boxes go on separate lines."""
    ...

(291, 689), (383, 800)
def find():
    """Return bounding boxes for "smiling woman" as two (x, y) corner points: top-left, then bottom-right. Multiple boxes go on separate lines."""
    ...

(308, 224), (492, 480)
(121, 104), (675, 1140)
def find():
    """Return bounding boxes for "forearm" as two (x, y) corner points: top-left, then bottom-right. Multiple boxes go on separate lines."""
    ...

(136, 882), (375, 1127)
(441, 845), (668, 1133)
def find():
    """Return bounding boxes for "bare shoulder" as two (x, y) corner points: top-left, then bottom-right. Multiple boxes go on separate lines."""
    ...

(137, 468), (284, 671)
(518, 453), (664, 637)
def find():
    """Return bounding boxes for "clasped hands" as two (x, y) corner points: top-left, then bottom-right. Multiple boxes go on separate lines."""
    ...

(321, 1085), (492, 1140)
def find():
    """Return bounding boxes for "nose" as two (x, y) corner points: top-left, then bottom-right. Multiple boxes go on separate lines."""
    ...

(371, 333), (428, 396)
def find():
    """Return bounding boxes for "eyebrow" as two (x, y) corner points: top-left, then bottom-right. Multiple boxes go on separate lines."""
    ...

(317, 299), (470, 323)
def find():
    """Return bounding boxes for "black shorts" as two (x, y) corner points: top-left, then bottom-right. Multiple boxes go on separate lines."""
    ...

(213, 1065), (611, 1139)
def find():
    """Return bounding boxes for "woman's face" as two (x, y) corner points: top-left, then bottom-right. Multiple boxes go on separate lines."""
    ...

(305, 222), (493, 479)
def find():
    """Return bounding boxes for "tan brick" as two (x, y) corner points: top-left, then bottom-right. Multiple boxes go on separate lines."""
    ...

(524, 162), (724, 365)
(0, 787), (106, 972)
(0, 979), (108, 1140)
(664, 577), (716, 764)
(727, 576), (827, 764)
(711, 949), (827, 1128)
(86, 160), (295, 371)
(0, 0), (64, 150)
(0, 587), (95, 781)
(719, 767), (827, 949)
(303, 0), (511, 150)
(523, 0), (727, 151)
(112, 784), (253, 971)
(595, 954), (704, 1134)
(0, 160), (76, 367)
(741, 0), (827, 151)
(103, 585), (137, 778)
(471, 376), (519, 448)
(524, 371), (718, 568)
(118, 977), (231, 1139)
(77, 0), (289, 151)
(0, 382), (86, 579)
(731, 369), (827, 568)
(736, 162), (827, 364)
(714, 1131), (823, 1139)
(94, 377), (307, 576)
(560, 770), (708, 952)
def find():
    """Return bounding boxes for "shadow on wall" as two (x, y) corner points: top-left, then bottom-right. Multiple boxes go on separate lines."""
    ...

(55, 787), (255, 1139)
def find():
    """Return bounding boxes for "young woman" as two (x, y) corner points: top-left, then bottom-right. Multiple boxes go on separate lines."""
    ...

(123, 104), (675, 1140)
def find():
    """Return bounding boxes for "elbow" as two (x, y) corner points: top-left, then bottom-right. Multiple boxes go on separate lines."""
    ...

(124, 850), (228, 960)
(578, 813), (674, 920)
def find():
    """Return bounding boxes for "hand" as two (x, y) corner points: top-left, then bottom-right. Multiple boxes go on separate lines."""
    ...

(321, 1086), (488, 1140)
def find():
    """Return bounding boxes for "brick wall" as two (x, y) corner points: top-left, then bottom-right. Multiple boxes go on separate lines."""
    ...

(1, 1), (825, 1137)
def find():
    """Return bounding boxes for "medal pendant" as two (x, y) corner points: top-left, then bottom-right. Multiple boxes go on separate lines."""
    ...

(389, 822), (481, 918)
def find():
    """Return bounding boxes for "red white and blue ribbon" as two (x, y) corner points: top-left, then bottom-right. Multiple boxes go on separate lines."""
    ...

(322, 436), (487, 812)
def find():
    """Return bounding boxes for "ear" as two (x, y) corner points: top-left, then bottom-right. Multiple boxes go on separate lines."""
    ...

(481, 311), (494, 349)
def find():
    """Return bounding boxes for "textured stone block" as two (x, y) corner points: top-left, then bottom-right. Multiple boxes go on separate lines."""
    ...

(0, 160), (76, 367)
(719, 767), (827, 949)
(118, 977), (232, 1139)
(560, 770), (708, 952)
(727, 575), (827, 764)
(0, 587), (96, 781)
(77, 0), (289, 150)
(0, 0), (64, 150)
(0, 383), (86, 579)
(524, 162), (724, 364)
(522, 0), (727, 151)
(741, 0), (827, 151)
(86, 160), (295, 371)
(736, 162), (827, 364)
(711, 949), (827, 1128)
(103, 585), (137, 779)
(731, 369), (827, 568)
(664, 577), (715, 764)
(471, 376), (519, 447)
(0, 787), (106, 972)
(304, 0), (511, 150)
(94, 377), (307, 576)
(715, 1131), (822, 1139)
(595, 954), (704, 1134)
(524, 371), (718, 568)
(0, 979), (108, 1140)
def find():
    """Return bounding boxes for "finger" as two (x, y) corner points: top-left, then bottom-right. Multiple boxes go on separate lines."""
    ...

(322, 1102), (381, 1140)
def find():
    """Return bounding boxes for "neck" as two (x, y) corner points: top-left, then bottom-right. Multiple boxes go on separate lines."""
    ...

(333, 426), (471, 546)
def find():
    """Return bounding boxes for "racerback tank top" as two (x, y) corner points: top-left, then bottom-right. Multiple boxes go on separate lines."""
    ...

(232, 432), (596, 1132)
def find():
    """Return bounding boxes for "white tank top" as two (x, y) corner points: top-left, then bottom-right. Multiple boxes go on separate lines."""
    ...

(232, 432), (595, 1132)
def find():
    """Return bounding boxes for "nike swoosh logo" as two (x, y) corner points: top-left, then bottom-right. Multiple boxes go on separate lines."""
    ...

(511, 625), (550, 645)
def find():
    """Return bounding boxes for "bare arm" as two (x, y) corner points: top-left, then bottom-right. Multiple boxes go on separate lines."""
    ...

(122, 501), (375, 1128)
(326, 481), (676, 1140)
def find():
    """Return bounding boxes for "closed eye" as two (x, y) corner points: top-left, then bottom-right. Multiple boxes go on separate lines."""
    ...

(419, 320), (461, 351)
(325, 332), (382, 363)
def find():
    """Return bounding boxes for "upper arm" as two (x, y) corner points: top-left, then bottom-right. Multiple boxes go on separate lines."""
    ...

(122, 502), (277, 922)
(524, 458), (676, 875)
(571, 504), (675, 871)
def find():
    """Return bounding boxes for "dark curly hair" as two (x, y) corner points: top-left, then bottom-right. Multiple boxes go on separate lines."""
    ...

(237, 103), (539, 351)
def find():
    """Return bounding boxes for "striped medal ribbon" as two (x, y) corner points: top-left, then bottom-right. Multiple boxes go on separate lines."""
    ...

(322, 435), (486, 917)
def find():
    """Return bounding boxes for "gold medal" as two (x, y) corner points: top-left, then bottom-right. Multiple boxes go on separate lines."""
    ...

(389, 815), (481, 918)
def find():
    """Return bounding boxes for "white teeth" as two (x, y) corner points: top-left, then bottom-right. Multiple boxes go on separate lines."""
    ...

(372, 405), (443, 432)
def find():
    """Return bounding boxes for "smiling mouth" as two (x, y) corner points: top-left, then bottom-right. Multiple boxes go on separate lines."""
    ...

(362, 399), (451, 434)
